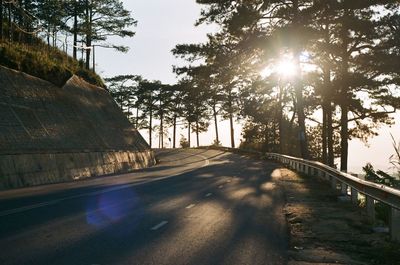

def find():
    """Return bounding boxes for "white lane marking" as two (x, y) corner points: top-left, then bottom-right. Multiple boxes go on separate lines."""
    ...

(0, 151), (212, 218)
(218, 185), (223, 189)
(151, 221), (168, 231)
(227, 180), (232, 183)
(205, 193), (212, 197)
(186, 204), (196, 209)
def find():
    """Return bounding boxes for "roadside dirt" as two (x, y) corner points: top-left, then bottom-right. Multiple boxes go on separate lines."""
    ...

(274, 167), (400, 265)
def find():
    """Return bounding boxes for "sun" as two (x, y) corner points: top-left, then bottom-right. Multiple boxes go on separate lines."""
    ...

(260, 58), (297, 79)
(276, 59), (296, 78)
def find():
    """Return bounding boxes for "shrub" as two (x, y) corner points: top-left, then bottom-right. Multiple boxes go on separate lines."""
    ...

(180, 136), (190, 148)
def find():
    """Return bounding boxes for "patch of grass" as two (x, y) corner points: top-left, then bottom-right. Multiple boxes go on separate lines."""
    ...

(0, 40), (105, 87)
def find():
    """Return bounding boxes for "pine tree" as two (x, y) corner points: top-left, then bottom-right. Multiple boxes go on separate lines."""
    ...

(81, 0), (136, 70)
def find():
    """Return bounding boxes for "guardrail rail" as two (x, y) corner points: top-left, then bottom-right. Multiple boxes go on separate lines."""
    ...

(267, 153), (400, 242)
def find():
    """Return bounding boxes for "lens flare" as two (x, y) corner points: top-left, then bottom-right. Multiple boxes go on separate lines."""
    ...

(86, 187), (144, 237)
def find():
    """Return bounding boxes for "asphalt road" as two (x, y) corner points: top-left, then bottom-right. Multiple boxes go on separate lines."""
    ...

(0, 149), (288, 265)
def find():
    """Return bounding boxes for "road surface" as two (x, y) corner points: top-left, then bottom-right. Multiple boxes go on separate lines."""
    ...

(0, 149), (288, 265)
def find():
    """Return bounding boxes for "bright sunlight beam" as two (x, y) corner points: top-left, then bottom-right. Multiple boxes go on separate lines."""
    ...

(260, 57), (297, 79)
(276, 59), (296, 78)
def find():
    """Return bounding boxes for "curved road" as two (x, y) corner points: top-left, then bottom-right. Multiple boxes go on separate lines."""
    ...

(0, 149), (288, 265)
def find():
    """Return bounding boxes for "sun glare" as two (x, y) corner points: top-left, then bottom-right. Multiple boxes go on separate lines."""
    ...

(260, 58), (297, 79)
(276, 59), (296, 78)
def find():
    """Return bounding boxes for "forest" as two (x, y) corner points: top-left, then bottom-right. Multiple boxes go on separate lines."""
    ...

(0, 0), (135, 86)
(108, 1), (400, 174)
(1, 1), (400, 174)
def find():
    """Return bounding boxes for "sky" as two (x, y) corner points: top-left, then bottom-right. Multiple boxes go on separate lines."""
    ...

(95, 0), (400, 174)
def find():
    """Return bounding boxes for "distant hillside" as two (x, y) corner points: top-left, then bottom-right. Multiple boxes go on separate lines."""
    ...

(0, 40), (104, 88)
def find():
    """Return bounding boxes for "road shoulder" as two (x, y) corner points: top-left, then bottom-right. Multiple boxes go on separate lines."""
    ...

(275, 167), (400, 265)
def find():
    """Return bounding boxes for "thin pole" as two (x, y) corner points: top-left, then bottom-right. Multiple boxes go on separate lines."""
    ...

(92, 45), (95, 72)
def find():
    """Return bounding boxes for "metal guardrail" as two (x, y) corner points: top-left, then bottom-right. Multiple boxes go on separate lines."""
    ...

(267, 153), (400, 242)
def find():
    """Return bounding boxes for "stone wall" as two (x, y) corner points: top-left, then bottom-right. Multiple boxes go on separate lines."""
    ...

(0, 66), (155, 189)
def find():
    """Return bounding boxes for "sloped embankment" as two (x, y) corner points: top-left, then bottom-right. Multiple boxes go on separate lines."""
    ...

(0, 66), (155, 189)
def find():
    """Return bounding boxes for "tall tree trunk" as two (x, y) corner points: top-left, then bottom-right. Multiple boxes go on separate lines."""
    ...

(160, 112), (164, 148)
(188, 122), (191, 148)
(80, 40), (84, 65)
(278, 84), (284, 153)
(73, 2), (78, 60)
(212, 103), (219, 144)
(322, 103), (328, 163)
(149, 107), (152, 148)
(321, 22), (332, 164)
(196, 120), (199, 147)
(8, 2), (12, 42)
(339, 10), (350, 172)
(85, 0), (92, 70)
(0, 0), (3, 40)
(228, 90), (235, 148)
(47, 26), (50, 46)
(53, 29), (56, 47)
(158, 131), (161, 148)
(327, 103), (335, 167)
(340, 104), (348, 172)
(229, 112), (235, 148)
(294, 57), (308, 158)
(322, 65), (329, 163)
(293, 0), (309, 159)
(173, 115), (177, 148)
(322, 21), (334, 166)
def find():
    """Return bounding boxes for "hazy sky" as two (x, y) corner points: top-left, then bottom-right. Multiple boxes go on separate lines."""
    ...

(95, 0), (400, 174)
(96, 0), (216, 83)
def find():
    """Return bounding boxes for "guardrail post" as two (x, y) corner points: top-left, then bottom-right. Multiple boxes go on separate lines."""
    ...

(317, 169), (323, 179)
(390, 207), (400, 242)
(365, 196), (375, 222)
(351, 187), (358, 205)
(341, 183), (348, 195)
(330, 176), (337, 190)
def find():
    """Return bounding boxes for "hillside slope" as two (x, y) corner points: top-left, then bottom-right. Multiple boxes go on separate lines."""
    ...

(0, 66), (154, 189)
(0, 40), (104, 87)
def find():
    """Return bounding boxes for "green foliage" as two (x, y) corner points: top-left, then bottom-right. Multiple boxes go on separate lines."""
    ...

(211, 139), (221, 147)
(0, 40), (104, 87)
(389, 133), (400, 174)
(180, 136), (190, 148)
(75, 68), (105, 88)
(174, 0), (400, 168)
(307, 124), (341, 161)
(363, 163), (400, 189)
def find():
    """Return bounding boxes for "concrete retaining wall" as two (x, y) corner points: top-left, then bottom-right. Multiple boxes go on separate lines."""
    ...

(0, 66), (155, 190)
(0, 150), (155, 189)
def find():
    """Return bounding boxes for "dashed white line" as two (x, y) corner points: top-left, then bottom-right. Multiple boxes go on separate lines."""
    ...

(218, 185), (223, 189)
(151, 221), (168, 231)
(205, 193), (213, 197)
(186, 204), (196, 209)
